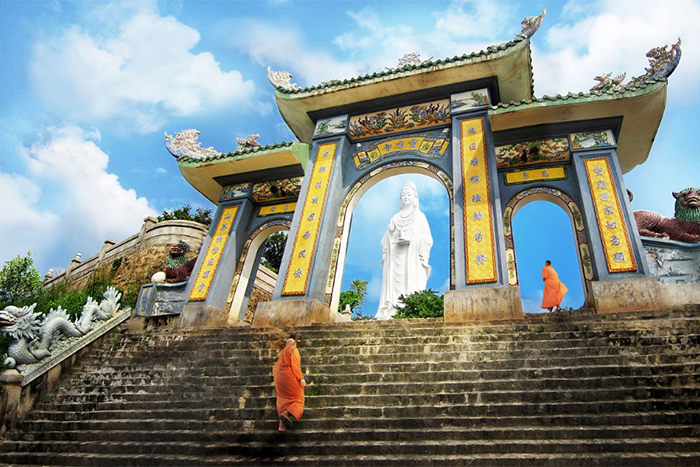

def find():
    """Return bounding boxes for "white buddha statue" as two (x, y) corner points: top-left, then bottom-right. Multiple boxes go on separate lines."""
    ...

(376, 180), (433, 320)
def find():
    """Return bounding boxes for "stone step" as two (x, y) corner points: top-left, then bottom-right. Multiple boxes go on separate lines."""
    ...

(18, 398), (700, 432)
(72, 348), (700, 375)
(1, 439), (699, 466)
(102, 325), (700, 349)
(57, 360), (698, 388)
(8, 424), (698, 444)
(89, 336), (700, 364)
(7, 450), (698, 467)
(38, 370), (700, 412)
(13, 411), (700, 437)
(43, 373), (700, 408)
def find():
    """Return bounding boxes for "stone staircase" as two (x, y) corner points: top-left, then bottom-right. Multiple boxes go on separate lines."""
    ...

(1, 307), (700, 466)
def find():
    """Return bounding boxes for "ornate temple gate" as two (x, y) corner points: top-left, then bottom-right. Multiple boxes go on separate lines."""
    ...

(170, 29), (684, 327)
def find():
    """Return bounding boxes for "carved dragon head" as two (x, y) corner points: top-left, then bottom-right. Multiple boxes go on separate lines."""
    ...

(0, 304), (41, 342)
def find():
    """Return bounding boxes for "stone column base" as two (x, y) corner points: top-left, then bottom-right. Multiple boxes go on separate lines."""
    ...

(252, 299), (335, 328)
(178, 304), (229, 329)
(659, 282), (700, 308)
(591, 277), (700, 314)
(444, 286), (524, 323)
(590, 277), (663, 314)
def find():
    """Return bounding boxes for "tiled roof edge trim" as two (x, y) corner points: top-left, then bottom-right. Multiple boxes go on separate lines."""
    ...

(274, 37), (530, 96)
(177, 141), (299, 165)
(488, 77), (667, 113)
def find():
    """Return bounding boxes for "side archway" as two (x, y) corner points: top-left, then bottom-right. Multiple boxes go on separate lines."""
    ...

(324, 160), (454, 313)
(225, 219), (292, 325)
(502, 186), (594, 307)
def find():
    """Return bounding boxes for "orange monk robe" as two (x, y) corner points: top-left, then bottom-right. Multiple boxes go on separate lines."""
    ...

(273, 345), (305, 420)
(541, 265), (569, 309)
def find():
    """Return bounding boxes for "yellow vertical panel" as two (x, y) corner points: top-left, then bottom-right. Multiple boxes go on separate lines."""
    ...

(461, 118), (497, 283)
(584, 158), (636, 272)
(283, 142), (338, 295)
(189, 205), (239, 301)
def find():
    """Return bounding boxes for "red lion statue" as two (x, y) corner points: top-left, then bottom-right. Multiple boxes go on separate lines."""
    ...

(633, 188), (700, 243)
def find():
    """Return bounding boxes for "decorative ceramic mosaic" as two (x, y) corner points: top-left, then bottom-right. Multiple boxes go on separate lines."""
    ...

(584, 158), (636, 273)
(259, 203), (297, 217)
(450, 89), (490, 113)
(506, 248), (517, 286)
(323, 161), (455, 307)
(314, 116), (348, 138)
(283, 142), (338, 295)
(220, 183), (251, 200)
(189, 205), (239, 301)
(348, 99), (450, 140)
(352, 129), (450, 170)
(495, 138), (570, 169)
(253, 178), (303, 203)
(461, 117), (497, 284)
(504, 166), (567, 185)
(571, 130), (615, 150)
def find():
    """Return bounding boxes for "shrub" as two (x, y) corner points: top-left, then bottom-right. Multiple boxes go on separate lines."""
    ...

(393, 289), (444, 319)
(0, 252), (44, 309)
(260, 232), (287, 273)
(158, 204), (212, 226)
(339, 279), (369, 320)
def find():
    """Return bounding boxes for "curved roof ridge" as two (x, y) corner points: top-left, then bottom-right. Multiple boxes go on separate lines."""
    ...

(177, 141), (298, 165)
(490, 77), (667, 111)
(273, 36), (530, 97)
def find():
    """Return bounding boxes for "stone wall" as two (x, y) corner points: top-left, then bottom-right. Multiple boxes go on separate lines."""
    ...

(245, 266), (277, 323)
(43, 217), (209, 301)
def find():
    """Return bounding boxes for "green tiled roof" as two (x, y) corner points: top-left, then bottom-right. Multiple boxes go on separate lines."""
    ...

(274, 36), (533, 97)
(490, 77), (667, 114)
(177, 141), (298, 166)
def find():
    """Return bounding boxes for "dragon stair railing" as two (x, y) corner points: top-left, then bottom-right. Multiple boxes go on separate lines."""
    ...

(0, 287), (130, 432)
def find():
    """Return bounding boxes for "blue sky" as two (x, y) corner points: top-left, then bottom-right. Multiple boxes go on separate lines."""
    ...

(1, 0), (699, 316)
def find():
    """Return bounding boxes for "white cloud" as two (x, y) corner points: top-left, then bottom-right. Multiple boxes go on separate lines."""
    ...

(233, 1), (521, 88)
(522, 296), (545, 314)
(29, 11), (257, 133)
(11, 124), (157, 272)
(230, 20), (364, 86)
(534, 0), (700, 99)
(0, 171), (61, 273)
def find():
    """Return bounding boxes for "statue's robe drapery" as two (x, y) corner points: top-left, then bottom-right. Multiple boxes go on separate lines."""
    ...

(273, 345), (305, 419)
(541, 265), (569, 309)
(376, 209), (433, 320)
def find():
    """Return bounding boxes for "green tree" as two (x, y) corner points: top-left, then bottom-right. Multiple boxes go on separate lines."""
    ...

(339, 279), (368, 319)
(158, 204), (212, 226)
(393, 289), (444, 319)
(0, 252), (44, 309)
(260, 232), (288, 273)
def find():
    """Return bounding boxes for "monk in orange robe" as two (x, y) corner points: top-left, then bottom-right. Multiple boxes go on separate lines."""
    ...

(273, 338), (306, 432)
(541, 260), (569, 312)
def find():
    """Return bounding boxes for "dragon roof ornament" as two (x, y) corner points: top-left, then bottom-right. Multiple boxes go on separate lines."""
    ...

(164, 129), (220, 159)
(390, 52), (435, 70)
(590, 38), (682, 92)
(267, 67), (300, 91)
(518, 9), (546, 38)
(236, 134), (262, 151)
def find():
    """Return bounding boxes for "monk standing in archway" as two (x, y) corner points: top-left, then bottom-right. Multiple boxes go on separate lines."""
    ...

(541, 260), (569, 312)
(273, 338), (306, 432)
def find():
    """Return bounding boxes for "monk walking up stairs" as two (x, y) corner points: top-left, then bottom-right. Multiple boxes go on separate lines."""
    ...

(541, 260), (569, 312)
(273, 338), (306, 432)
